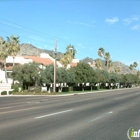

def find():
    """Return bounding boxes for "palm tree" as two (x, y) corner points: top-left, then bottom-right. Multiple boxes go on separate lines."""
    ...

(60, 53), (73, 69)
(95, 58), (102, 69)
(0, 38), (9, 83)
(108, 60), (113, 73)
(133, 62), (138, 69)
(104, 52), (111, 70)
(66, 44), (77, 59)
(129, 64), (134, 70)
(98, 47), (105, 69)
(114, 66), (122, 73)
(137, 70), (140, 78)
(98, 47), (105, 58)
(60, 45), (77, 69)
(7, 35), (20, 66)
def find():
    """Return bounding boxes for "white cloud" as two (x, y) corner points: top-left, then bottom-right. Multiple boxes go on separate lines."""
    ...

(123, 15), (139, 26)
(131, 24), (140, 30)
(105, 17), (119, 24)
(68, 21), (95, 27)
(123, 18), (132, 26)
(133, 17), (139, 21)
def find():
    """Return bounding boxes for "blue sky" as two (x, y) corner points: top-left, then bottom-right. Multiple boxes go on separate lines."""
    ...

(0, 0), (140, 69)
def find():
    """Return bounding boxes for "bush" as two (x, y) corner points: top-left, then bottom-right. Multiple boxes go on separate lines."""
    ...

(84, 86), (91, 91)
(62, 87), (69, 92)
(12, 83), (21, 92)
(68, 86), (73, 92)
(1, 91), (7, 95)
(73, 86), (82, 91)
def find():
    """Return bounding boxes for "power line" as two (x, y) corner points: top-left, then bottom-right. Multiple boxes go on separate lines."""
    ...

(0, 18), (70, 45)
(0, 29), (54, 47)
(0, 17), (98, 59)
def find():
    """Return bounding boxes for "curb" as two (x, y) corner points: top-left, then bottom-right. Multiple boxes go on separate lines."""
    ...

(0, 87), (140, 97)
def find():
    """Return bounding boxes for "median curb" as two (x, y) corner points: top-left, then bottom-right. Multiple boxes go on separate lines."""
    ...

(0, 87), (140, 97)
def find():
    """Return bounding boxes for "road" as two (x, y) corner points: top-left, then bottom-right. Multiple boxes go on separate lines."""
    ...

(0, 88), (140, 140)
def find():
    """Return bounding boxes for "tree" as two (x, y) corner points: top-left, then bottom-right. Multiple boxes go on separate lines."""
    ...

(0, 38), (9, 83)
(7, 35), (20, 66)
(137, 70), (140, 78)
(104, 52), (111, 70)
(60, 53), (73, 68)
(109, 73), (120, 88)
(39, 65), (54, 92)
(98, 47), (105, 58)
(66, 44), (77, 59)
(129, 62), (138, 70)
(97, 47), (105, 69)
(70, 62), (94, 91)
(56, 68), (69, 92)
(114, 65), (122, 73)
(60, 44), (77, 69)
(108, 60), (113, 73)
(67, 70), (76, 86)
(93, 69), (109, 83)
(133, 62), (138, 69)
(95, 58), (102, 69)
(129, 64), (134, 70)
(12, 62), (40, 89)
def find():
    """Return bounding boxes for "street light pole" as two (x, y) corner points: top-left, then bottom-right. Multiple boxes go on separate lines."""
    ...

(53, 39), (57, 94)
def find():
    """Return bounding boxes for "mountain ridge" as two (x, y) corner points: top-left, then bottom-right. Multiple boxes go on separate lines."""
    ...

(19, 43), (137, 75)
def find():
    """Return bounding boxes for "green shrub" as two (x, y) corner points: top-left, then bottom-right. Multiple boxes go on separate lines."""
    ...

(12, 83), (21, 92)
(68, 86), (73, 92)
(62, 87), (69, 92)
(1, 91), (7, 95)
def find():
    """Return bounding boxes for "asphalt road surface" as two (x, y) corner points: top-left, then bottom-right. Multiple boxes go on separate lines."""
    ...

(0, 88), (140, 140)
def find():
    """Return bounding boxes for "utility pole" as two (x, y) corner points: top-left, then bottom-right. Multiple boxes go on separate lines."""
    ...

(53, 39), (57, 94)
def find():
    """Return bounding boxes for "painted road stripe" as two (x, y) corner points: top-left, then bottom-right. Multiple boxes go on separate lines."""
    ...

(0, 107), (12, 110)
(88, 111), (113, 123)
(0, 106), (41, 115)
(35, 109), (73, 119)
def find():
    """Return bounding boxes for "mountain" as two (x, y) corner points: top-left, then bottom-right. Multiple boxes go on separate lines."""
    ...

(81, 57), (137, 74)
(110, 61), (137, 74)
(18, 44), (137, 74)
(80, 57), (94, 63)
(19, 43), (62, 59)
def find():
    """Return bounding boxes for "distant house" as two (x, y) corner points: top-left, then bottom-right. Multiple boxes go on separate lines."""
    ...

(0, 53), (63, 83)
(23, 53), (63, 68)
(87, 61), (96, 69)
(67, 59), (80, 69)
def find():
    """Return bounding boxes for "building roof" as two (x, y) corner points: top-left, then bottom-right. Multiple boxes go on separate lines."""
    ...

(70, 62), (78, 67)
(24, 56), (54, 65)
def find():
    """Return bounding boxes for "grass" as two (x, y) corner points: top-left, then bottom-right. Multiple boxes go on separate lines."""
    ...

(10, 88), (116, 96)
(56, 89), (109, 95)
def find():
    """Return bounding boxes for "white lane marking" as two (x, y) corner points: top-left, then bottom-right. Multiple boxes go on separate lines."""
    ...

(0, 106), (41, 115)
(0, 107), (12, 110)
(136, 92), (140, 95)
(88, 111), (113, 123)
(35, 109), (73, 119)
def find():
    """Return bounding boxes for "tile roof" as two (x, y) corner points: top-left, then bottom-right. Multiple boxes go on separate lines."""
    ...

(70, 62), (78, 67)
(24, 56), (54, 65)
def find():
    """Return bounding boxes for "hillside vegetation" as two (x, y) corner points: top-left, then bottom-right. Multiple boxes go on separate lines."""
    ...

(19, 43), (137, 75)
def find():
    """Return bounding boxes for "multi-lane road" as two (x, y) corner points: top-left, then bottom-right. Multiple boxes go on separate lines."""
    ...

(0, 88), (140, 140)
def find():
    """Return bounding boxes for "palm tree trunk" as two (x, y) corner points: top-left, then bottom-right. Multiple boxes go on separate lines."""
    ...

(12, 56), (15, 85)
(13, 56), (15, 66)
(4, 63), (8, 83)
